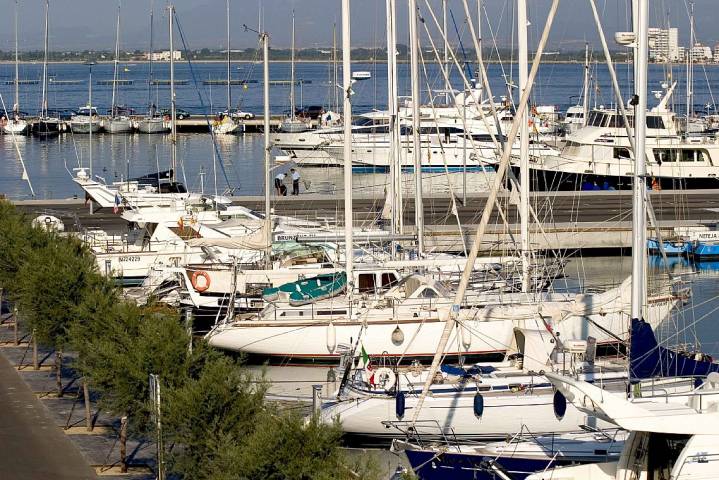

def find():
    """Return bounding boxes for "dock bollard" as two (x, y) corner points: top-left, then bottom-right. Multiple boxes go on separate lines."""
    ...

(312, 384), (323, 417)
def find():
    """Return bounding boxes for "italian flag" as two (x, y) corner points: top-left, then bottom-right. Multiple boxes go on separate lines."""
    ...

(361, 344), (374, 385)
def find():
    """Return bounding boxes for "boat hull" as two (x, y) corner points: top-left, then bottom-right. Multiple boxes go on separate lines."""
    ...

(2, 119), (28, 135)
(104, 117), (133, 133)
(136, 118), (170, 134)
(31, 119), (61, 137)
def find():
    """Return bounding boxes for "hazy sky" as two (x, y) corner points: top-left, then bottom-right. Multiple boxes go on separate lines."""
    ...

(0, 1), (716, 52)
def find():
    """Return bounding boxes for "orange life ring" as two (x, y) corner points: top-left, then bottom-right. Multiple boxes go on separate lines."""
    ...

(191, 270), (211, 292)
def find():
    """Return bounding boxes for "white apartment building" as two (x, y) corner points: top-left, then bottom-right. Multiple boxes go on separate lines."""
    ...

(714, 44), (719, 63)
(648, 27), (679, 62)
(690, 43), (713, 62)
(144, 50), (182, 61)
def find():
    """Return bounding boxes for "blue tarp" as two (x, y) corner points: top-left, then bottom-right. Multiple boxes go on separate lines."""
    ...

(630, 318), (719, 380)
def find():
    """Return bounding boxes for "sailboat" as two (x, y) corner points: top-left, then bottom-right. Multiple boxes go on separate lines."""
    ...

(105, 1), (133, 134)
(212, 0), (241, 135)
(279, 10), (311, 133)
(312, 0), (689, 443)
(32, 0), (61, 137)
(3, 0), (28, 135)
(136, 2), (170, 134)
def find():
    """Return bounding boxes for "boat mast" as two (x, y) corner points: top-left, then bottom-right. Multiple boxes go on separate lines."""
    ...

(169, 5), (177, 183)
(13, 0), (19, 112)
(385, 0), (402, 241)
(226, 0), (231, 113)
(476, 0), (483, 91)
(518, 0), (530, 292)
(582, 42), (590, 126)
(262, 31), (272, 266)
(342, 0), (354, 292)
(111, 2), (121, 118)
(290, 10), (296, 120)
(409, 0), (424, 255)
(333, 23), (338, 111)
(687, 0), (694, 121)
(631, 0), (648, 327)
(442, 0), (449, 104)
(41, 0), (49, 118)
(148, 1), (154, 111)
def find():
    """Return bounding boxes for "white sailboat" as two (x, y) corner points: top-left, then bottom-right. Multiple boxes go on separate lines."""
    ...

(212, 0), (241, 135)
(104, 1), (133, 134)
(2, 0), (28, 135)
(136, 3), (170, 134)
(279, 11), (311, 133)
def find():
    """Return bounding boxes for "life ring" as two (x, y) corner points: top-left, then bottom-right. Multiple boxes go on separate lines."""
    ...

(374, 367), (397, 392)
(191, 270), (211, 292)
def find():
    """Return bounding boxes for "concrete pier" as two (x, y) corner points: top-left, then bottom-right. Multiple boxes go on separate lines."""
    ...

(14, 189), (719, 253)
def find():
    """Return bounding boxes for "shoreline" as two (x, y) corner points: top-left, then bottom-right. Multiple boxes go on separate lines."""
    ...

(0, 59), (646, 66)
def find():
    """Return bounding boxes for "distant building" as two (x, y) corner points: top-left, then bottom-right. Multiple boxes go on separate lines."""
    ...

(144, 50), (181, 61)
(677, 46), (686, 63)
(648, 27), (679, 62)
(714, 44), (719, 63)
(690, 43), (712, 62)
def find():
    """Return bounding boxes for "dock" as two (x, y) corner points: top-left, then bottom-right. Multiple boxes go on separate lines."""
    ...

(13, 189), (719, 253)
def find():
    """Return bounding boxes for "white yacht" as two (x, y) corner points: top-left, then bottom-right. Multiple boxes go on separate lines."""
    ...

(524, 91), (719, 191)
(526, 371), (719, 480)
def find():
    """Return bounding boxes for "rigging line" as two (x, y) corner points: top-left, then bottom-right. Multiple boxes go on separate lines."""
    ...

(0, 92), (34, 197)
(448, 9), (473, 79)
(172, 10), (234, 192)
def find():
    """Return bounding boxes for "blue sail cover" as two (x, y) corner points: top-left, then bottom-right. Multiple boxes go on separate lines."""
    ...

(630, 318), (719, 380)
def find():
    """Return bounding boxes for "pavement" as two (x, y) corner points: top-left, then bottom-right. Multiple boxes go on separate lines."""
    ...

(0, 319), (154, 480)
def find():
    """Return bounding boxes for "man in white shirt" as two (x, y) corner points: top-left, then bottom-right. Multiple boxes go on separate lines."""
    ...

(274, 172), (287, 195)
(290, 168), (301, 196)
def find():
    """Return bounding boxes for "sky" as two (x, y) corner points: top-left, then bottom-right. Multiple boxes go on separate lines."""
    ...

(0, 0), (716, 52)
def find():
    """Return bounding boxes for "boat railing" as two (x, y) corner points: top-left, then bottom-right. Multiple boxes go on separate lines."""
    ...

(380, 420), (460, 449)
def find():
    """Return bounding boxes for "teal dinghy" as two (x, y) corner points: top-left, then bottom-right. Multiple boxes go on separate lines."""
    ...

(262, 272), (347, 306)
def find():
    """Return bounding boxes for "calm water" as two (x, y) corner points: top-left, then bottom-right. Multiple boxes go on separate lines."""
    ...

(2, 61), (719, 199)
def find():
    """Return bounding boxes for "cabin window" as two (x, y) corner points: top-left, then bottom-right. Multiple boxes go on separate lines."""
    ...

(317, 310), (347, 315)
(614, 147), (632, 159)
(607, 115), (625, 128)
(380, 273), (399, 290)
(646, 116), (665, 129)
(654, 149), (678, 163)
(419, 288), (439, 299)
(358, 273), (376, 294)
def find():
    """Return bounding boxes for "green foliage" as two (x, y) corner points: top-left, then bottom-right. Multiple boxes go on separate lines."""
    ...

(198, 412), (378, 480)
(0, 201), (50, 298)
(14, 232), (102, 350)
(75, 303), (192, 435)
(164, 348), (267, 478)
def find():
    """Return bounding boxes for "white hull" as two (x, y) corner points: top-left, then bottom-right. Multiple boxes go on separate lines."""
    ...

(2, 119), (28, 135)
(136, 118), (170, 134)
(212, 119), (242, 135)
(70, 119), (102, 133)
(104, 117), (133, 133)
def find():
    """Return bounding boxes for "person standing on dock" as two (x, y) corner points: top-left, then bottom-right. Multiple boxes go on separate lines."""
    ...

(275, 172), (287, 196)
(291, 168), (301, 195)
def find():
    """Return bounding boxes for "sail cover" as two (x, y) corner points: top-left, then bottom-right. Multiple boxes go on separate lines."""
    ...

(630, 318), (719, 380)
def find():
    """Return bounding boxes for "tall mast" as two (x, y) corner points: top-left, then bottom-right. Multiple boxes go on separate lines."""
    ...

(226, 0), (231, 112)
(13, 0), (19, 112)
(518, 0), (530, 292)
(687, 0), (694, 120)
(631, 0), (648, 325)
(409, 0), (424, 255)
(290, 11), (296, 119)
(342, 0), (354, 290)
(148, 1), (154, 110)
(385, 0), (402, 239)
(333, 23), (338, 111)
(476, 0), (483, 91)
(262, 31), (272, 265)
(41, 0), (49, 118)
(169, 5), (177, 183)
(111, 2), (121, 117)
(442, 0), (449, 104)
(582, 43), (590, 125)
